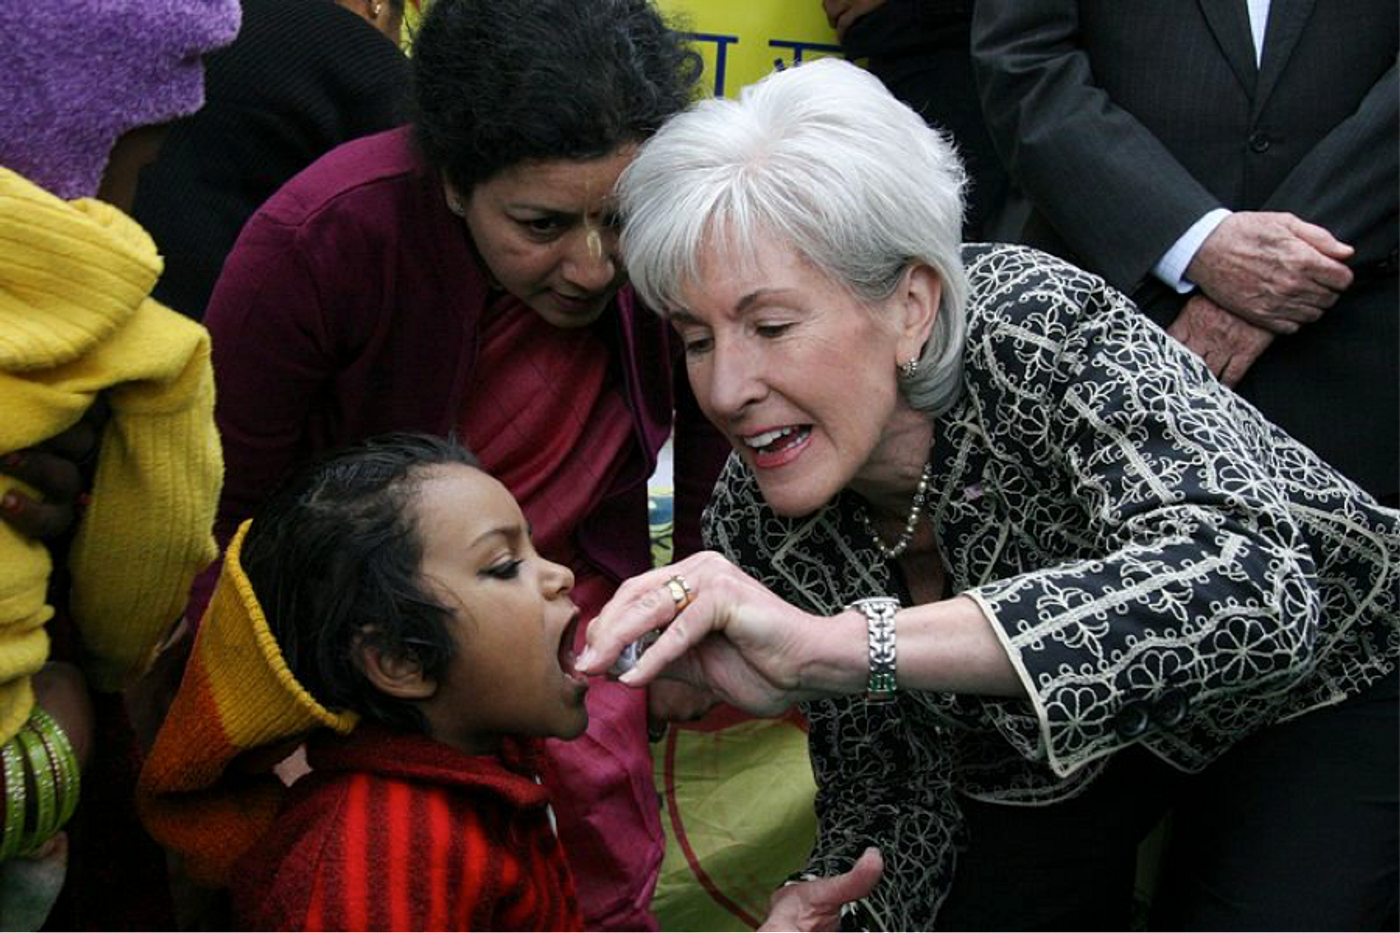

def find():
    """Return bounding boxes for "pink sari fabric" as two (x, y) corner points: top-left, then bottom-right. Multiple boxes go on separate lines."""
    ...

(460, 295), (662, 930)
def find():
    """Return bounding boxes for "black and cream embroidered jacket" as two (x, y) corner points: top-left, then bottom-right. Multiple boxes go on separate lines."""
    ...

(702, 243), (1400, 930)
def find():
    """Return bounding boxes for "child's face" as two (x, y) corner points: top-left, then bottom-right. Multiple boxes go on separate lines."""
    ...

(414, 464), (588, 754)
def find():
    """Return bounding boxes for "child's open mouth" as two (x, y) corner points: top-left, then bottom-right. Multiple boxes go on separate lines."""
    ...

(557, 610), (589, 688)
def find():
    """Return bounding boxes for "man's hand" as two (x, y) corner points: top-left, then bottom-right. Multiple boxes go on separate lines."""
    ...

(1167, 294), (1274, 387)
(1187, 211), (1353, 334)
(822, 0), (887, 40)
(760, 849), (884, 931)
(646, 679), (720, 742)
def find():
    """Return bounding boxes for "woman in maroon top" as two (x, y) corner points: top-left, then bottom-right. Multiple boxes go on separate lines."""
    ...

(198, 0), (727, 927)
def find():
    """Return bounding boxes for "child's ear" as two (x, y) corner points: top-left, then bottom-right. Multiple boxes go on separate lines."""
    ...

(355, 635), (437, 700)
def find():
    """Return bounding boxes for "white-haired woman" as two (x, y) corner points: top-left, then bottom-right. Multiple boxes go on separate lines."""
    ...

(579, 58), (1399, 930)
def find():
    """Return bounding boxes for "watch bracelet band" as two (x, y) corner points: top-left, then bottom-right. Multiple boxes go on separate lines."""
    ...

(847, 597), (900, 703)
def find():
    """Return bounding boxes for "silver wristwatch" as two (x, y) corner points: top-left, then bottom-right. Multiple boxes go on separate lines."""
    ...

(846, 597), (900, 703)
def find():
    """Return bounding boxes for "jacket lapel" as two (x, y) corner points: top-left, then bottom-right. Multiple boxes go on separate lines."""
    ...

(1254, 0), (1316, 116)
(767, 497), (895, 614)
(1197, 0), (1258, 96)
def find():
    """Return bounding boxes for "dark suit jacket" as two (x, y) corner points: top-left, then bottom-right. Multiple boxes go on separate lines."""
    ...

(132, 0), (411, 322)
(971, 0), (1398, 497)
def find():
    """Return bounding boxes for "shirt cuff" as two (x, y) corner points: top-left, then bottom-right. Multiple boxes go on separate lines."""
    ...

(1153, 208), (1232, 293)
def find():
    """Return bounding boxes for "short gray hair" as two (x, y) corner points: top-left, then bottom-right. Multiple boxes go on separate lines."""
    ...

(618, 57), (968, 416)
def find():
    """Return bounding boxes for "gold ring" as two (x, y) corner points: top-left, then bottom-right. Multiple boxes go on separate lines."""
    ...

(666, 575), (694, 614)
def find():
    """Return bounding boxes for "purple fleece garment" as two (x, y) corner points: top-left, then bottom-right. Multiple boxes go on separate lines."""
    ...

(0, 0), (241, 200)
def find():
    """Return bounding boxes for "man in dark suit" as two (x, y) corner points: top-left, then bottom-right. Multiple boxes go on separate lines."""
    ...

(972, 7), (1398, 927)
(971, 1), (1398, 505)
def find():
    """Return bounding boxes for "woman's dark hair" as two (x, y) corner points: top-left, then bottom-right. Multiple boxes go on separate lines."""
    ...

(411, 0), (702, 194)
(239, 433), (479, 735)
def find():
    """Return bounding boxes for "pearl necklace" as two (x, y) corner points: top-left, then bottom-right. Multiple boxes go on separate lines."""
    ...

(859, 456), (934, 561)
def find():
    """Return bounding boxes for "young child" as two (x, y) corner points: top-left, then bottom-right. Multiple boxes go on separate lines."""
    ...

(139, 433), (588, 930)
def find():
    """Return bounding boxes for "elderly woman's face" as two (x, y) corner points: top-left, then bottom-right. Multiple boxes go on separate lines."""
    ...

(673, 239), (935, 518)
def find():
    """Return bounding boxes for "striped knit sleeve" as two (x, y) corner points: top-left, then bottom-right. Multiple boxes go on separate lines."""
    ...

(493, 804), (583, 931)
(287, 775), (580, 931)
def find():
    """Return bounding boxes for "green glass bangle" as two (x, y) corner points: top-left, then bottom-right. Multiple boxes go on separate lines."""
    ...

(27, 708), (80, 829)
(0, 738), (25, 862)
(25, 723), (64, 832)
(15, 726), (58, 853)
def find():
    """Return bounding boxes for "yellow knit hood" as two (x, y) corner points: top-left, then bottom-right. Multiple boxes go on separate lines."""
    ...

(0, 166), (162, 372)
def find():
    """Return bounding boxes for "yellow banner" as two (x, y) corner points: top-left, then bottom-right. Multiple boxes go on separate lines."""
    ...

(656, 0), (843, 98)
(403, 1), (844, 98)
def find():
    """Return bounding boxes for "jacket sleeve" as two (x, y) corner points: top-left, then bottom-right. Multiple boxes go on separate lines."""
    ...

(960, 259), (1323, 777)
(799, 702), (963, 932)
(194, 203), (347, 619)
(1260, 62), (1399, 269)
(970, 0), (1221, 290)
(68, 302), (222, 690)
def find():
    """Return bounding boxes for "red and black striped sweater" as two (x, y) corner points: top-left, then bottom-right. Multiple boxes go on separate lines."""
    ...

(231, 724), (582, 931)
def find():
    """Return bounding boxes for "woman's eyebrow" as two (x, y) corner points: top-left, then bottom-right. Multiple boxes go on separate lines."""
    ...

(735, 288), (796, 313)
(466, 523), (522, 550)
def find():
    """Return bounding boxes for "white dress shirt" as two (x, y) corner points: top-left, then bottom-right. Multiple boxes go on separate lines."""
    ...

(1153, 0), (1272, 292)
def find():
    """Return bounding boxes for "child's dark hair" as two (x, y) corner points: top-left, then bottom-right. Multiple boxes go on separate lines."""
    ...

(239, 432), (480, 735)
(411, 0), (703, 195)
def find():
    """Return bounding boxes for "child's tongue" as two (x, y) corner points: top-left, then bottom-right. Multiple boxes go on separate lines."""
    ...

(557, 616), (581, 677)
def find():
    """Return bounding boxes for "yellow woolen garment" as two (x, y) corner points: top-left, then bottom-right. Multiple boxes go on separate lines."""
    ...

(0, 167), (223, 741)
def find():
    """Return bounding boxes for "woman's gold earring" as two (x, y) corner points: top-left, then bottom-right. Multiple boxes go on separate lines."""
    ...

(371, 1), (384, 17)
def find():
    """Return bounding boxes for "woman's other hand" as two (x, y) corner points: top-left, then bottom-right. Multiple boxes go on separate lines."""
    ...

(0, 400), (107, 541)
(760, 848), (884, 931)
(578, 552), (842, 717)
(646, 679), (720, 741)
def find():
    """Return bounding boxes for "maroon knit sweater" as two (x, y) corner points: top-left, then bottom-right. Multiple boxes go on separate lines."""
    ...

(231, 725), (582, 931)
